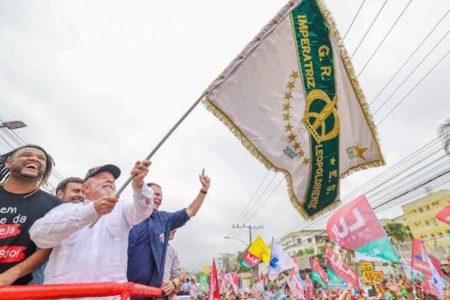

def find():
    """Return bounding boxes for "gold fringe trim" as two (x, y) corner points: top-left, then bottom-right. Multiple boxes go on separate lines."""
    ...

(317, 0), (386, 176)
(201, 0), (385, 219)
(201, 0), (299, 98)
(204, 96), (340, 220)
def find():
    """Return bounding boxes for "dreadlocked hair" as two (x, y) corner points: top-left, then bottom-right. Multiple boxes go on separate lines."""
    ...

(0, 144), (55, 189)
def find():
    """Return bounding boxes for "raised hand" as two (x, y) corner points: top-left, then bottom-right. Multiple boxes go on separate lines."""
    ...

(199, 168), (211, 192)
(131, 160), (151, 189)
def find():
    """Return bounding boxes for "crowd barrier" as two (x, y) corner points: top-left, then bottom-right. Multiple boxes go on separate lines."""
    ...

(0, 282), (162, 300)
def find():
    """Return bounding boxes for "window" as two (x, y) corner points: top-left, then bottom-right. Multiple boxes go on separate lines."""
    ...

(425, 205), (430, 210)
(431, 219), (437, 225)
(307, 238), (312, 243)
(425, 220), (430, 225)
(419, 207), (424, 213)
(438, 232), (443, 238)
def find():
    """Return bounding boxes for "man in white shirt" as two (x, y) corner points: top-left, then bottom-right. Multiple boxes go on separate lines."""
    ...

(29, 160), (154, 288)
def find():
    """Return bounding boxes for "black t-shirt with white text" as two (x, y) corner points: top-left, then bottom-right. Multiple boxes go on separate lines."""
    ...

(0, 186), (61, 284)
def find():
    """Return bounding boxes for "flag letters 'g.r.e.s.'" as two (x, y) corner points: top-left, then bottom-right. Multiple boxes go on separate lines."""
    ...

(202, 0), (384, 219)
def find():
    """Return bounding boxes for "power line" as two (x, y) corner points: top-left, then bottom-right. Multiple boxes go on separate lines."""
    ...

(368, 8), (450, 106)
(279, 137), (444, 235)
(350, 0), (390, 59)
(357, 0), (413, 77)
(230, 170), (272, 230)
(241, 177), (284, 224)
(233, 172), (278, 225)
(342, 0), (367, 41)
(373, 32), (449, 115)
(279, 171), (450, 250)
(377, 50), (449, 125)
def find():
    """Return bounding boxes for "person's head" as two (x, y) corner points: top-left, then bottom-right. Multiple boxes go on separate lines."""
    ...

(147, 182), (162, 210)
(0, 145), (54, 190)
(82, 164), (121, 200)
(56, 177), (84, 203)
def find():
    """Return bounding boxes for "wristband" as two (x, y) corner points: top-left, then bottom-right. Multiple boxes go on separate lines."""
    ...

(172, 280), (177, 289)
(200, 189), (208, 194)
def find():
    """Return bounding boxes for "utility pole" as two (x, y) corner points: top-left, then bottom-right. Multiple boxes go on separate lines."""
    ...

(232, 224), (264, 245)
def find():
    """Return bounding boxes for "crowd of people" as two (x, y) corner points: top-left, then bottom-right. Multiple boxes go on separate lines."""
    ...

(0, 144), (448, 300)
(179, 274), (450, 300)
(0, 144), (211, 300)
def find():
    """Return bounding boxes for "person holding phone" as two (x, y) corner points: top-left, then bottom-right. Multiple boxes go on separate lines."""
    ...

(127, 169), (211, 300)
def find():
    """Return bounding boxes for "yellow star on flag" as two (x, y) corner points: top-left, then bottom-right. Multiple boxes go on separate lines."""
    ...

(286, 81), (295, 89)
(283, 113), (291, 121)
(288, 133), (297, 142)
(283, 103), (292, 111)
(291, 71), (299, 79)
(285, 123), (293, 132)
(355, 145), (368, 159)
(284, 92), (293, 100)
(330, 157), (336, 165)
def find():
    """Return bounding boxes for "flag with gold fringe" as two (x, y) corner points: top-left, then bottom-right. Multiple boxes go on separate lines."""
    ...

(201, 0), (384, 219)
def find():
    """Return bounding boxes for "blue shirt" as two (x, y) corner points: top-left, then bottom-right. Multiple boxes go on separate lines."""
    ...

(127, 209), (190, 288)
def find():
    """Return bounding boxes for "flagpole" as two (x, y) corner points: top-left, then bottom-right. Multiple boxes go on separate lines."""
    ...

(90, 92), (206, 227)
(115, 92), (207, 196)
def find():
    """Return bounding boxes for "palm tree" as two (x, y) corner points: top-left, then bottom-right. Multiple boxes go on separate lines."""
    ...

(438, 119), (450, 155)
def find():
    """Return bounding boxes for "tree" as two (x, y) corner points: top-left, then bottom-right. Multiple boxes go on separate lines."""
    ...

(439, 119), (450, 155)
(383, 223), (412, 243)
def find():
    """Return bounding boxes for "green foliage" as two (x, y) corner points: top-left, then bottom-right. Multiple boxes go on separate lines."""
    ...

(384, 223), (413, 243)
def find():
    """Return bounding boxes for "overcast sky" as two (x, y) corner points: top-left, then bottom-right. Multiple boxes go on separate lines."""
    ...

(1, 0), (449, 272)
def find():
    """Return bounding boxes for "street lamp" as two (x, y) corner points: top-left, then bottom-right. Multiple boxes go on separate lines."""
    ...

(224, 236), (248, 247)
(0, 121), (27, 130)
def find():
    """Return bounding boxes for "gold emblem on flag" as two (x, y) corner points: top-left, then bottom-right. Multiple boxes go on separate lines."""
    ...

(302, 89), (340, 144)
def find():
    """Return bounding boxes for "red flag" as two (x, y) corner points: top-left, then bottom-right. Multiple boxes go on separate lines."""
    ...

(325, 244), (358, 287)
(224, 272), (239, 294)
(411, 238), (430, 275)
(286, 257), (305, 299)
(326, 195), (385, 249)
(209, 259), (220, 299)
(310, 257), (327, 284)
(429, 255), (449, 281)
(258, 272), (266, 287)
(242, 250), (261, 267)
(436, 204), (450, 225)
(305, 274), (315, 300)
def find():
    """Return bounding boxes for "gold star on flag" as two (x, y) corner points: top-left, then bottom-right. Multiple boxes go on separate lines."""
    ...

(284, 92), (293, 100)
(291, 71), (300, 79)
(299, 149), (304, 157)
(283, 103), (292, 111)
(283, 113), (291, 121)
(293, 142), (300, 150)
(303, 158), (310, 165)
(285, 123), (293, 132)
(355, 145), (368, 159)
(330, 157), (336, 165)
(286, 81), (295, 89)
(288, 133), (297, 142)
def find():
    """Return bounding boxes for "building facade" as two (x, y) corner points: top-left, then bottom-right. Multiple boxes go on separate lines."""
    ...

(401, 189), (449, 261)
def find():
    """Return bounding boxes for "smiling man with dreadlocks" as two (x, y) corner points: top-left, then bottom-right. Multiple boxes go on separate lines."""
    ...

(0, 145), (61, 285)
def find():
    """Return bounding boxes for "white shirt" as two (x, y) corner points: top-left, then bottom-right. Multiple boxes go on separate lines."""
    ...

(29, 185), (154, 299)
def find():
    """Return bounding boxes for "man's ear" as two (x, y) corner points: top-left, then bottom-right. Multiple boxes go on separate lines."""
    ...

(4, 158), (11, 169)
(82, 183), (89, 195)
(56, 190), (64, 199)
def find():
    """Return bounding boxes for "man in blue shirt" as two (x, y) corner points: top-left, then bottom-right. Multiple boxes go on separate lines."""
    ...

(127, 169), (211, 299)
